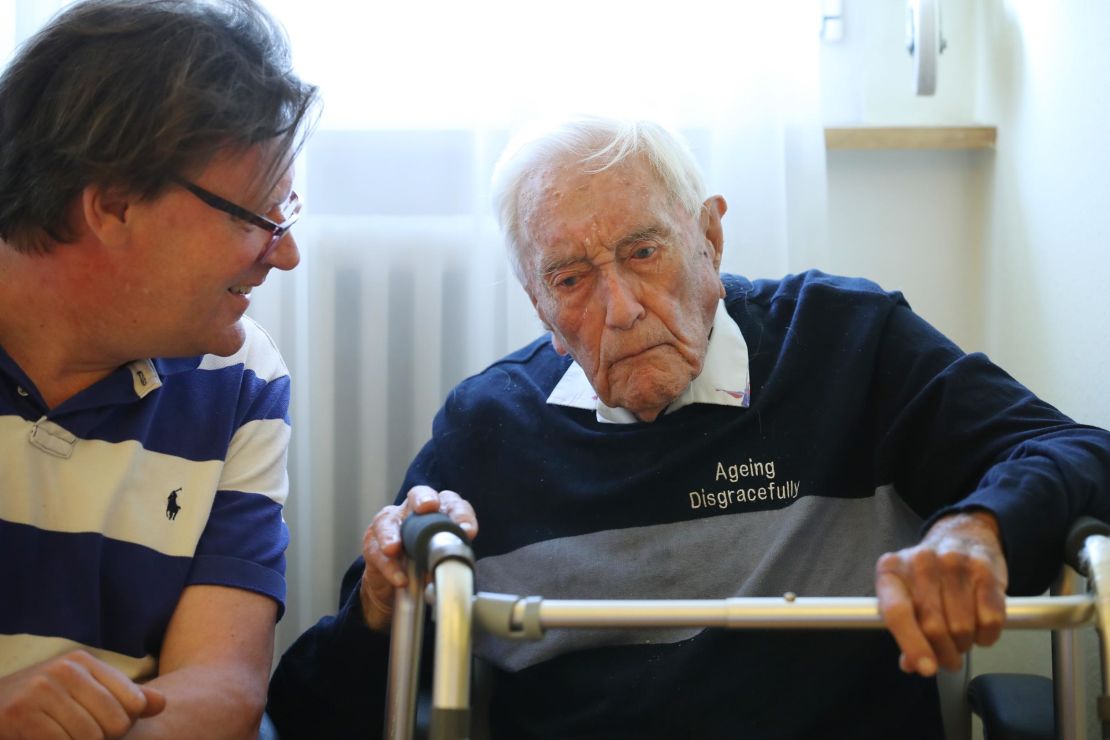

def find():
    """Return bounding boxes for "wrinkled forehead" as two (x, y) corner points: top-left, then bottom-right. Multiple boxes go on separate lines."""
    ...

(519, 154), (671, 243)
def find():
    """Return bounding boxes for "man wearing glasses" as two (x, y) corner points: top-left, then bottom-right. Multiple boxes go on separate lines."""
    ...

(0, 1), (316, 737)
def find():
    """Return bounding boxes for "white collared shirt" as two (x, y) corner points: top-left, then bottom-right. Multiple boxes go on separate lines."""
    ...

(546, 300), (751, 424)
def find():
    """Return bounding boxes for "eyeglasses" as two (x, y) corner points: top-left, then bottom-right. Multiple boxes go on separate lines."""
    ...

(172, 177), (302, 261)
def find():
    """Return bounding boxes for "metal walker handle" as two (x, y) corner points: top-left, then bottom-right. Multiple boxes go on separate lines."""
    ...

(385, 513), (475, 740)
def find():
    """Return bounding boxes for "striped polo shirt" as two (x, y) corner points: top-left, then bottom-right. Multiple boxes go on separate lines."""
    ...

(0, 316), (291, 680)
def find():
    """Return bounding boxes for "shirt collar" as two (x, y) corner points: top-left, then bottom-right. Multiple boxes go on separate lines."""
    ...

(546, 299), (751, 424)
(0, 343), (197, 414)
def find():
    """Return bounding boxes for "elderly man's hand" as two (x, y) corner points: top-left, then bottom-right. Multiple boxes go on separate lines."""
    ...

(875, 511), (1008, 676)
(359, 485), (478, 632)
(0, 651), (165, 739)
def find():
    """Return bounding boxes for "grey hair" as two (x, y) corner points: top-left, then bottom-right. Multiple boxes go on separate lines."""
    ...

(0, 0), (319, 253)
(490, 117), (707, 285)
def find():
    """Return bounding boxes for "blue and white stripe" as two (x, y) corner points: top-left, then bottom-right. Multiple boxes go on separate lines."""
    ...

(0, 317), (291, 680)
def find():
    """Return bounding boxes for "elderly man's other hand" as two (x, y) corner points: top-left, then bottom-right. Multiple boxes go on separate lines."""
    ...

(875, 511), (1008, 677)
(0, 650), (165, 739)
(359, 486), (478, 632)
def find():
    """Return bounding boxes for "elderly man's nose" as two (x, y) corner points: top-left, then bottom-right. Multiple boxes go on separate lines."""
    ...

(604, 275), (645, 328)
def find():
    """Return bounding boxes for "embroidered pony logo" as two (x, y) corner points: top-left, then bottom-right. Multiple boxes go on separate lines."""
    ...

(166, 488), (182, 520)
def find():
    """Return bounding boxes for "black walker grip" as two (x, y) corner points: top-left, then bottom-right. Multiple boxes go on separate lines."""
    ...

(1064, 515), (1110, 576)
(401, 512), (469, 573)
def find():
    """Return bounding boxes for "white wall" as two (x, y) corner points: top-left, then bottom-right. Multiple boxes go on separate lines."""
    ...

(976, 0), (1110, 430)
(0, 7), (12, 67)
(825, 147), (988, 352)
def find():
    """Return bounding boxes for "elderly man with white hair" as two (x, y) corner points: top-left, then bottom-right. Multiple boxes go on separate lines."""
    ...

(269, 118), (1110, 740)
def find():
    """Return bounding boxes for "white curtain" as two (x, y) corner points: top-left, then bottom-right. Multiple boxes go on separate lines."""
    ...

(4, 0), (830, 655)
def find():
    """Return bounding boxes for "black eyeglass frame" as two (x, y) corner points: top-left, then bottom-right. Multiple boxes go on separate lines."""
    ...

(171, 176), (301, 259)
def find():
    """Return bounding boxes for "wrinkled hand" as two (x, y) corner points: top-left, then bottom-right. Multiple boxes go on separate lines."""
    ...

(875, 511), (1008, 676)
(360, 485), (478, 632)
(0, 650), (165, 739)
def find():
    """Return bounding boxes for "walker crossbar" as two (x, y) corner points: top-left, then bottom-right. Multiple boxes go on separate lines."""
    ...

(386, 514), (1110, 740)
(470, 593), (1097, 637)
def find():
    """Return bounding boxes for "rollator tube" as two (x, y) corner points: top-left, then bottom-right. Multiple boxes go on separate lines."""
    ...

(1078, 529), (1110, 732)
(1052, 565), (1086, 740)
(385, 559), (426, 740)
(1058, 515), (1110, 735)
(429, 536), (474, 740)
(385, 513), (475, 740)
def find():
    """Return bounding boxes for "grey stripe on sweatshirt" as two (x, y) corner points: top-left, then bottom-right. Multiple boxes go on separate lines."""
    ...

(474, 485), (922, 672)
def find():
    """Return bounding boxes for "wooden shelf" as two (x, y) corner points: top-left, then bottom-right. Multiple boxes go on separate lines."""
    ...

(824, 126), (997, 150)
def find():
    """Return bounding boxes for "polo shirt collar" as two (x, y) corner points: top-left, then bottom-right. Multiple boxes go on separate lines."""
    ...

(546, 299), (751, 424)
(0, 344), (201, 416)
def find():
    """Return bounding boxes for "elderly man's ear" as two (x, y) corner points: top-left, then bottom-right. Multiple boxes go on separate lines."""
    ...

(700, 195), (727, 271)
